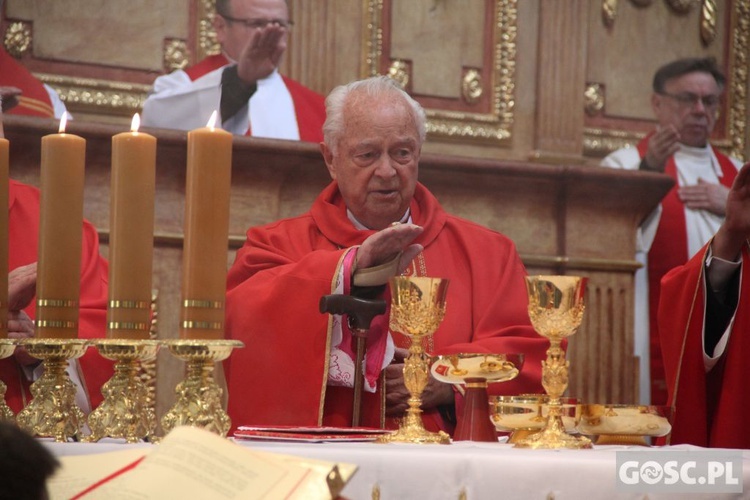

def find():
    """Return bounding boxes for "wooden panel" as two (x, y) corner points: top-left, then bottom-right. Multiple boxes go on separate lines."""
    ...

(3, 114), (672, 420)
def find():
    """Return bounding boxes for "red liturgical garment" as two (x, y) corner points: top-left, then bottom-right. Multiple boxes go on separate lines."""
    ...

(225, 182), (547, 433)
(659, 243), (750, 448)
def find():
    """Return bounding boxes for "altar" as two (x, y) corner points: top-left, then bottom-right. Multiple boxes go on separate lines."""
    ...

(46, 439), (750, 499)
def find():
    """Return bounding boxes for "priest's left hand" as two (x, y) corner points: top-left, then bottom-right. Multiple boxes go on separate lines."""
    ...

(678, 178), (729, 216)
(384, 347), (454, 417)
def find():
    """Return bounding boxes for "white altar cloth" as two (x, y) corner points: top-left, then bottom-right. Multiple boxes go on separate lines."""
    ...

(45, 439), (750, 500)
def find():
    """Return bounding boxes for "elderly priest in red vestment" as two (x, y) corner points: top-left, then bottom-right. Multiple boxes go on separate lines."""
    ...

(659, 161), (750, 449)
(224, 76), (547, 434)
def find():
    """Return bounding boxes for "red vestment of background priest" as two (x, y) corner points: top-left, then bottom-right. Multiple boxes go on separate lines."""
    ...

(0, 180), (111, 413)
(225, 181), (547, 432)
(659, 243), (750, 448)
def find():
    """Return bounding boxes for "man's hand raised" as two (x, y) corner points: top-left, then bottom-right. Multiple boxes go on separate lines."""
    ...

(356, 223), (423, 274)
(236, 24), (287, 86)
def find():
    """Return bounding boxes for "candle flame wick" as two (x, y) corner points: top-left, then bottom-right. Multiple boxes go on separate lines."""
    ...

(58, 112), (69, 133)
(131, 113), (141, 133)
(207, 110), (218, 130)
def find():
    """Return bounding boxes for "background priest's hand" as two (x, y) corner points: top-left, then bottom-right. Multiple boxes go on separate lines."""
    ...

(356, 223), (423, 273)
(712, 162), (750, 261)
(384, 347), (454, 417)
(8, 263), (39, 367)
(642, 125), (680, 172)
(679, 178), (729, 216)
(237, 23), (287, 86)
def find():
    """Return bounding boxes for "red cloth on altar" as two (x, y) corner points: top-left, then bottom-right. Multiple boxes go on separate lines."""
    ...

(0, 180), (111, 413)
(659, 243), (750, 448)
(184, 54), (325, 142)
(636, 136), (737, 405)
(225, 182), (547, 433)
(0, 48), (55, 118)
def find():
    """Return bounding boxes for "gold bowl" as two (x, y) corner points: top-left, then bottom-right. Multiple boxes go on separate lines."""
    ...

(577, 404), (672, 445)
(489, 394), (580, 443)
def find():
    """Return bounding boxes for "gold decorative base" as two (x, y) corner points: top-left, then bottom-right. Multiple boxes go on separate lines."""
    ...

(16, 339), (90, 442)
(507, 429), (537, 444)
(594, 434), (650, 446)
(514, 412), (592, 450)
(85, 339), (161, 443)
(161, 339), (243, 437)
(377, 409), (451, 444)
(0, 339), (17, 421)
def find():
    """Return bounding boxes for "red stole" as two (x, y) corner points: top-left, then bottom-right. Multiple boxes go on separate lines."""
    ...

(659, 244), (750, 448)
(0, 48), (55, 118)
(182, 54), (325, 142)
(636, 136), (736, 405)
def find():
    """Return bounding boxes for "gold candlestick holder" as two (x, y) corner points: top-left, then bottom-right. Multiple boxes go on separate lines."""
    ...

(0, 339), (17, 421)
(85, 339), (161, 443)
(378, 276), (451, 445)
(515, 275), (592, 450)
(161, 339), (243, 437)
(16, 338), (90, 442)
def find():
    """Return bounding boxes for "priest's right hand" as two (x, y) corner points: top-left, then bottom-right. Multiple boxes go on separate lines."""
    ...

(356, 223), (423, 274)
(237, 23), (287, 86)
(713, 162), (750, 261)
(642, 125), (680, 172)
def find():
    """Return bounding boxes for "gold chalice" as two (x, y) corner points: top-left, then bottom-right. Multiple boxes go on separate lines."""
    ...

(378, 276), (450, 444)
(0, 339), (17, 421)
(577, 404), (672, 446)
(515, 275), (592, 449)
(431, 353), (523, 442)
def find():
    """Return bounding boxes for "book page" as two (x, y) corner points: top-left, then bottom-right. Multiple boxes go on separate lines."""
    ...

(71, 426), (319, 499)
(49, 448), (149, 500)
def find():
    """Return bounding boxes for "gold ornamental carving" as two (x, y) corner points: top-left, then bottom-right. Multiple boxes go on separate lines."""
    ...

(462, 69), (483, 105)
(665, 0), (699, 14)
(364, 0), (517, 144)
(197, 0), (221, 61)
(700, 0), (717, 46)
(584, 83), (605, 116)
(3, 21), (31, 58)
(602, 0), (618, 28)
(164, 38), (189, 73)
(387, 59), (410, 89)
(37, 73), (150, 117)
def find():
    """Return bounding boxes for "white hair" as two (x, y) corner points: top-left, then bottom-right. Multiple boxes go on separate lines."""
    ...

(322, 76), (426, 153)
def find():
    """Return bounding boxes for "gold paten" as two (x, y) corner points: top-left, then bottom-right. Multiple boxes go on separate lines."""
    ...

(378, 277), (450, 444)
(16, 338), (90, 442)
(161, 339), (244, 438)
(85, 339), (161, 443)
(0, 339), (17, 421)
(514, 276), (592, 449)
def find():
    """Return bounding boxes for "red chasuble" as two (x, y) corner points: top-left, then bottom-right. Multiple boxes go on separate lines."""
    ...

(0, 48), (55, 118)
(659, 243), (750, 448)
(637, 136), (737, 405)
(0, 180), (112, 413)
(225, 182), (547, 433)
(183, 54), (325, 142)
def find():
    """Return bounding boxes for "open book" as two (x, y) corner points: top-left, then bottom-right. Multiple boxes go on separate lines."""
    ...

(48, 426), (357, 500)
